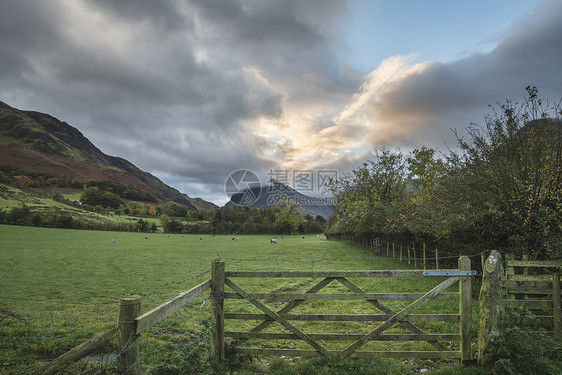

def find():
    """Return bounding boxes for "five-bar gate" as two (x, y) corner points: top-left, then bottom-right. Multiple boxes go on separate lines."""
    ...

(211, 257), (473, 363)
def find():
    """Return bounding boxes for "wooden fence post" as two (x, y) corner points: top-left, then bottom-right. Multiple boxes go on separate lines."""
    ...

(392, 243), (395, 260)
(119, 295), (142, 375)
(423, 243), (426, 270)
(400, 244), (403, 262)
(413, 243), (417, 268)
(386, 242), (389, 256)
(435, 248), (439, 270)
(459, 256), (472, 364)
(408, 245), (411, 265)
(553, 272), (561, 335)
(478, 250), (502, 366)
(211, 260), (225, 362)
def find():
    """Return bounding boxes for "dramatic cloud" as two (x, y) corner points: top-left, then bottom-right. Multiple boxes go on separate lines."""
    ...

(0, 0), (560, 205)
(364, 1), (562, 150)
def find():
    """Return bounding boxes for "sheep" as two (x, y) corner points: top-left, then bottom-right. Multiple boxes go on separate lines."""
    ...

(270, 238), (277, 244)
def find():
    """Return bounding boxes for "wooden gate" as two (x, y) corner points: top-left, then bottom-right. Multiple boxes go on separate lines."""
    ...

(210, 257), (473, 363)
(502, 258), (561, 334)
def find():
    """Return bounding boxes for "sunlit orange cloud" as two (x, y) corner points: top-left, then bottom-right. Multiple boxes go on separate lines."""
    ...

(253, 55), (430, 171)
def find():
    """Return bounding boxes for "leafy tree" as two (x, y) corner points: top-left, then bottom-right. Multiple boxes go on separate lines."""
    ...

(164, 219), (184, 233)
(159, 214), (169, 229)
(446, 87), (561, 258)
(274, 203), (306, 234)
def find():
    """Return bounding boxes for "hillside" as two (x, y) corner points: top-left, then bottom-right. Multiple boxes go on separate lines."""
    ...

(0, 100), (216, 211)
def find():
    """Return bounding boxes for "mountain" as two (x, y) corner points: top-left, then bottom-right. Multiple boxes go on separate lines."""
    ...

(224, 182), (334, 218)
(0, 100), (217, 210)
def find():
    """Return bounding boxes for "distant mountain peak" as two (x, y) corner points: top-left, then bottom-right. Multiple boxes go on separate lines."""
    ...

(224, 181), (334, 218)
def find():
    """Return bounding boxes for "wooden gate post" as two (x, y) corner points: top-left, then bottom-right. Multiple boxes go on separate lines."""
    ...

(478, 250), (502, 365)
(459, 256), (472, 364)
(211, 260), (225, 361)
(119, 295), (142, 374)
(553, 272), (561, 335)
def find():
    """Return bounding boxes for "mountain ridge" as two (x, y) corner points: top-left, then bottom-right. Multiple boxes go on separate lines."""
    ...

(0, 100), (217, 211)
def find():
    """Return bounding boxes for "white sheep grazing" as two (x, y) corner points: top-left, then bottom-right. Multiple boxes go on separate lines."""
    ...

(111, 238), (116, 245)
(270, 238), (277, 244)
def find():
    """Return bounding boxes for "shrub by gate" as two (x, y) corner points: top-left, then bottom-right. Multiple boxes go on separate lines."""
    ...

(212, 257), (473, 363)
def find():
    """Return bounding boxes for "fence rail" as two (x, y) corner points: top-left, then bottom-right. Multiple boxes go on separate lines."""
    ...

(502, 258), (561, 334)
(12, 252), (560, 373)
(217, 257), (473, 362)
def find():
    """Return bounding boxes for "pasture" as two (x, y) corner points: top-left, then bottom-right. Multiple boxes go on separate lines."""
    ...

(0, 225), (468, 373)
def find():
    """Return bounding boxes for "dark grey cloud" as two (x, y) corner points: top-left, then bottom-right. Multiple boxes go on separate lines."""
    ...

(1, 0), (560, 206)
(366, 0), (562, 150)
(0, 0), (347, 204)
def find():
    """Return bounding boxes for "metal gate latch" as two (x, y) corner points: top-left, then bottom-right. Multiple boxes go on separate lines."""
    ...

(422, 270), (476, 276)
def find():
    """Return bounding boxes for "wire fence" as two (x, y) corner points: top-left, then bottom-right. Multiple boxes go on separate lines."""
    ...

(0, 266), (212, 374)
(2, 235), (558, 374)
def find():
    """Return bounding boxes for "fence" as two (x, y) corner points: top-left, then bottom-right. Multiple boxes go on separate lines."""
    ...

(8, 253), (560, 373)
(502, 257), (561, 334)
(328, 235), (524, 273)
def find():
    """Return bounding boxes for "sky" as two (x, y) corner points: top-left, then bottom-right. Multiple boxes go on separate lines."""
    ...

(1, 0), (561, 206)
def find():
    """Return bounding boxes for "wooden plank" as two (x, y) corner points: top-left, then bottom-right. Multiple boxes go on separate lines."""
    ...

(502, 280), (552, 290)
(224, 277), (335, 359)
(224, 292), (458, 301)
(507, 275), (553, 281)
(234, 348), (461, 359)
(225, 331), (461, 341)
(505, 288), (554, 295)
(337, 276), (460, 360)
(507, 260), (562, 268)
(226, 270), (438, 278)
(504, 300), (553, 309)
(32, 328), (118, 375)
(336, 277), (448, 351)
(135, 279), (211, 334)
(250, 277), (335, 333)
(225, 312), (460, 322)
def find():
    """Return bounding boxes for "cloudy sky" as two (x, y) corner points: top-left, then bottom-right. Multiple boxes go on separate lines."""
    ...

(1, 0), (561, 205)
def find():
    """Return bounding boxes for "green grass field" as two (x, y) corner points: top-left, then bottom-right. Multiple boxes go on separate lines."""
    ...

(0, 225), (471, 374)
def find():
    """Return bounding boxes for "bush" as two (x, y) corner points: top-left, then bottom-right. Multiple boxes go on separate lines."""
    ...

(489, 305), (562, 375)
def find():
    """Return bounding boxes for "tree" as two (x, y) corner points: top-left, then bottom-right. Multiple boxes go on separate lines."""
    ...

(326, 148), (407, 236)
(164, 219), (184, 233)
(446, 87), (561, 258)
(274, 203), (306, 234)
(159, 214), (169, 229)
